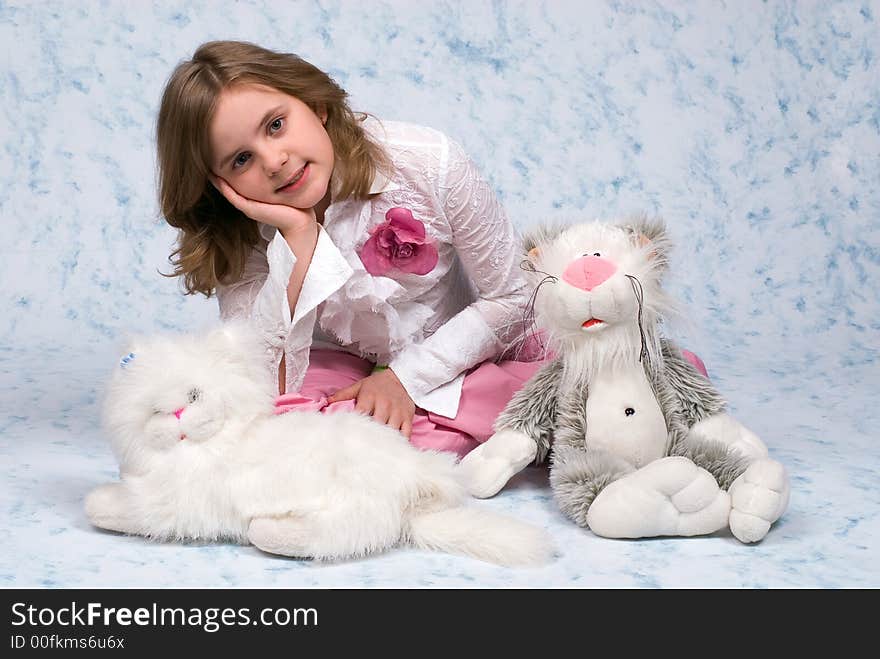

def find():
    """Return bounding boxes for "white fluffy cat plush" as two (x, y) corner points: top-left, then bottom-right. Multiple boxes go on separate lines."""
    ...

(85, 324), (553, 566)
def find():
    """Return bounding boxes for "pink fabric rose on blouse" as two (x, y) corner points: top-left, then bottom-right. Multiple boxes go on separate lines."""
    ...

(358, 207), (439, 276)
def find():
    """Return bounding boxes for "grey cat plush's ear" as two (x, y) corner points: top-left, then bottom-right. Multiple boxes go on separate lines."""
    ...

(521, 222), (569, 265)
(621, 214), (670, 267)
(622, 214), (667, 242)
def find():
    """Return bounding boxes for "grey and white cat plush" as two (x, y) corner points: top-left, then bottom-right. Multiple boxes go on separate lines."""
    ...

(460, 218), (790, 543)
(85, 324), (553, 565)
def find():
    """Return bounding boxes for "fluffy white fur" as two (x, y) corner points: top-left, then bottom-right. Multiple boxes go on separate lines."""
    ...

(85, 324), (553, 566)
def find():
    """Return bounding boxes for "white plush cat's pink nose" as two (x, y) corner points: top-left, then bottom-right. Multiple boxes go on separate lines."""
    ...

(173, 407), (185, 420)
(562, 255), (617, 291)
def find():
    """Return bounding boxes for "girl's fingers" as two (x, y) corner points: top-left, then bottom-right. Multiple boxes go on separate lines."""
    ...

(330, 376), (417, 436)
(328, 383), (359, 403)
(389, 411), (413, 439)
(388, 412), (403, 434)
(210, 174), (232, 197)
(207, 175), (317, 233)
(371, 402), (390, 426)
(210, 176), (239, 205)
(389, 403), (415, 437)
(211, 176), (254, 214)
(354, 392), (373, 416)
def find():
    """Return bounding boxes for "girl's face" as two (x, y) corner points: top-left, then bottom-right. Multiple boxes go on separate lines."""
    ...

(209, 84), (334, 210)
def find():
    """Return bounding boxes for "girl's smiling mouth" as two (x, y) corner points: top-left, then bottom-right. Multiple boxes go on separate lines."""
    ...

(276, 163), (309, 193)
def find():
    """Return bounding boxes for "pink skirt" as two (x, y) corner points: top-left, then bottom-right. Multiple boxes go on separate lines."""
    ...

(274, 348), (708, 459)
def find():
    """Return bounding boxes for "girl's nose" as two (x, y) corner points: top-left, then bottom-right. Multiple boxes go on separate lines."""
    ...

(264, 149), (289, 177)
(173, 407), (185, 420)
(562, 255), (617, 291)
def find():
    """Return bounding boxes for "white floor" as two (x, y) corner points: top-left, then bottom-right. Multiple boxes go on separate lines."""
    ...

(3, 347), (877, 588)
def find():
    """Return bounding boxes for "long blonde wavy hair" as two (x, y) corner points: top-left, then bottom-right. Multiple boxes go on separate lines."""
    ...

(157, 40), (390, 296)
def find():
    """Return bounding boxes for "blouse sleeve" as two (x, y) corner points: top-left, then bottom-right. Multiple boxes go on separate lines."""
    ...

(216, 226), (353, 393)
(388, 137), (529, 411)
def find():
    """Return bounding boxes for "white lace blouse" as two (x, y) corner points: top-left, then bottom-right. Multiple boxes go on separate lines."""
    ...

(215, 119), (529, 417)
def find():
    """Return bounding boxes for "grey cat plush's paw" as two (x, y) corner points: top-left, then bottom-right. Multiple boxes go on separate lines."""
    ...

(687, 413), (769, 461)
(458, 429), (537, 498)
(728, 457), (790, 543)
(586, 456), (730, 538)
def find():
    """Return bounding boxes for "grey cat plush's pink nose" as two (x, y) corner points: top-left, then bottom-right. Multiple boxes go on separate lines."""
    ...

(173, 407), (185, 419)
(562, 255), (617, 291)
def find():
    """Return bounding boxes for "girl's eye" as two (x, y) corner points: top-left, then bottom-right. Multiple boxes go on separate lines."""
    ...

(233, 152), (251, 169)
(269, 117), (284, 133)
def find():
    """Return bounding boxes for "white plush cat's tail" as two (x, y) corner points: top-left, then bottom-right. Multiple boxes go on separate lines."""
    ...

(406, 507), (554, 567)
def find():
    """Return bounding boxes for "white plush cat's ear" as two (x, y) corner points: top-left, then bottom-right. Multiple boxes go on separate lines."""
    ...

(208, 321), (249, 346)
(204, 321), (265, 365)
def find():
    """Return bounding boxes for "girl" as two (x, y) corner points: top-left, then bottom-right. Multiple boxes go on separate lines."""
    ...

(156, 40), (545, 458)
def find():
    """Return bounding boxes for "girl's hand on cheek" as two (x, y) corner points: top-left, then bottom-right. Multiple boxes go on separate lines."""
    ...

(210, 175), (316, 235)
(328, 369), (416, 438)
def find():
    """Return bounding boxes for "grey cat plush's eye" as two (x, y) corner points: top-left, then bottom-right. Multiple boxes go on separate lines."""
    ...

(187, 388), (201, 404)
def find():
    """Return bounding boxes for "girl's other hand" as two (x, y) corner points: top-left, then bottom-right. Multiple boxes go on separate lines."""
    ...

(328, 368), (416, 438)
(210, 175), (316, 235)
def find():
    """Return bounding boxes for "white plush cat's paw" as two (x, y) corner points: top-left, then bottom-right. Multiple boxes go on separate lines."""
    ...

(247, 517), (312, 558)
(458, 429), (538, 498)
(586, 456), (731, 538)
(688, 413), (769, 460)
(85, 483), (135, 534)
(728, 458), (790, 544)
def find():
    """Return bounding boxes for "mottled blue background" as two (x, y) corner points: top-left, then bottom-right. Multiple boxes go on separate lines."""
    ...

(2, 0), (878, 587)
